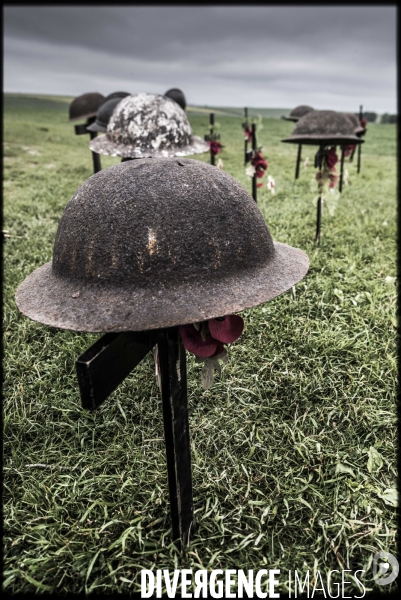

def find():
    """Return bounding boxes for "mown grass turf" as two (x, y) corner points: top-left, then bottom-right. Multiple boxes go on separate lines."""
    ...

(3, 93), (397, 596)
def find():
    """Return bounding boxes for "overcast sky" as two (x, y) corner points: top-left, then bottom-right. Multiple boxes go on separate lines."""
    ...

(4, 5), (397, 113)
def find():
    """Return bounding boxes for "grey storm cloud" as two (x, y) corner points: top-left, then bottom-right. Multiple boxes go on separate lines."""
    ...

(3, 5), (397, 112)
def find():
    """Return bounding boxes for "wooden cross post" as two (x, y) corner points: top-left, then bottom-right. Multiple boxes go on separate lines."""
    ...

(252, 124), (257, 203)
(157, 327), (194, 545)
(295, 144), (302, 180)
(74, 117), (102, 174)
(244, 107), (248, 166)
(357, 104), (363, 174)
(210, 113), (215, 166)
(315, 144), (324, 244)
(339, 146), (345, 193)
(75, 328), (195, 547)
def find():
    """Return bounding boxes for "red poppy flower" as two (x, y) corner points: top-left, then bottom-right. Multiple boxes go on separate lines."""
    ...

(208, 315), (244, 343)
(360, 118), (367, 129)
(208, 141), (222, 156)
(325, 147), (338, 169)
(244, 126), (253, 142)
(178, 324), (218, 357)
(251, 151), (268, 179)
(211, 341), (225, 356)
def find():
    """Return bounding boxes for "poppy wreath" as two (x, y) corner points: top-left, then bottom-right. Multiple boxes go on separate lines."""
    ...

(251, 150), (268, 188)
(179, 315), (244, 390)
(208, 140), (223, 157)
(315, 146), (339, 191)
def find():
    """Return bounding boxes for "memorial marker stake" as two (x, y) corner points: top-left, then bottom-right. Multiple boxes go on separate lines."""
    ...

(295, 144), (302, 180)
(75, 327), (194, 546)
(357, 104), (363, 174)
(315, 144), (324, 244)
(75, 116), (102, 174)
(210, 113), (215, 165)
(244, 107), (248, 166)
(339, 146), (345, 193)
(252, 124), (257, 202)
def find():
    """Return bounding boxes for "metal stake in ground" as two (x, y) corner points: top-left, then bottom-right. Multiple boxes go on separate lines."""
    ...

(357, 105), (363, 174)
(295, 144), (302, 180)
(75, 116), (102, 174)
(315, 144), (324, 244)
(252, 124), (257, 202)
(75, 327), (194, 546)
(158, 327), (194, 545)
(339, 146), (345, 193)
(209, 113), (215, 165)
(244, 107), (248, 166)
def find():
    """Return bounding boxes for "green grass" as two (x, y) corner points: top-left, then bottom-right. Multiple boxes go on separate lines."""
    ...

(3, 94), (397, 596)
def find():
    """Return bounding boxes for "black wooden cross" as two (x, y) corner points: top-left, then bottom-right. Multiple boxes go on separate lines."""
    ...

(204, 113), (220, 166)
(314, 144), (324, 244)
(244, 124), (258, 203)
(74, 116), (102, 174)
(243, 107), (248, 166)
(338, 146), (345, 193)
(75, 327), (195, 546)
(295, 143), (302, 180)
(357, 104), (363, 174)
(251, 124), (257, 202)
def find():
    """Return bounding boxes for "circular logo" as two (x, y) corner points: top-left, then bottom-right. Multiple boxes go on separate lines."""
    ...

(373, 551), (399, 586)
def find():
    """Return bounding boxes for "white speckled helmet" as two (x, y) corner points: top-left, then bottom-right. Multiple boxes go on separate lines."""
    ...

(89, 93), (209, 158)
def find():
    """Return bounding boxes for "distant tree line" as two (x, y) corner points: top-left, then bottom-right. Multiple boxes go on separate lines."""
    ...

(352, 112), (397, 124)
(359, 112), (378, 123)
(380, 113), (397, 124)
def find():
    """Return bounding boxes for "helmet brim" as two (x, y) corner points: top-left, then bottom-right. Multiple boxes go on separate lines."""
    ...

(88, 134), (210, 158)
(15, 242), (309, 333)
(281, 134), (364, 146)
(86, 121), (107, 133)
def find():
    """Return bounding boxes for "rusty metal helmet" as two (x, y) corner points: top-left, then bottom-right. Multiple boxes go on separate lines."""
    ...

(164, 88), (186, 111)
(68, 92), (105, 122)
(89, 93), (209, 158)
(15, 158), (309, 333)
(281, 110), (365, 145)
(87, 95), (130, 133)
(282, 105), (314, 122)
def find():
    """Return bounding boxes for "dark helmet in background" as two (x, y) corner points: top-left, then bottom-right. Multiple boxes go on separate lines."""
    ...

(68, 92), (105, 122)
(164, 88), (186, 111)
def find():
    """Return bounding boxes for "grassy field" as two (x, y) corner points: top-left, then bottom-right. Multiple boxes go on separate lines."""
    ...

(3, 93), (397, 596)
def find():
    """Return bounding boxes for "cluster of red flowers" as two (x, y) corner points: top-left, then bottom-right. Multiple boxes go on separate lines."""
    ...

(179, 315), (244, 358)
(316, 146), (339, 189)
(251, 150), (269, 188)
(360, 117), (367, 129)
(208, 141), (223, 157)
(244, 125), (253, 142)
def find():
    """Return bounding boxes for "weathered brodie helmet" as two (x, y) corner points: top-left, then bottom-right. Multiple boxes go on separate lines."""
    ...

(281, 110), (365, 146)
(68, 92), (105, 122)
(164, 88), (186, 111)
(15, 159), (309, 333)
(87, 95), (130, 133)
(89, 93), (209, 158)
(282, 105), (314, 122)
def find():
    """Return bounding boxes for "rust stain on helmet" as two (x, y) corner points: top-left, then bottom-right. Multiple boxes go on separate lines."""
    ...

(16, 158), (309, 333)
